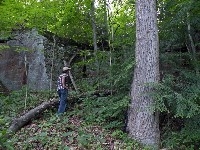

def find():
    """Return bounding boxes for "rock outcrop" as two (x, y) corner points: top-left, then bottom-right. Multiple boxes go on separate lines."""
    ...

(0, 29), (49, 91)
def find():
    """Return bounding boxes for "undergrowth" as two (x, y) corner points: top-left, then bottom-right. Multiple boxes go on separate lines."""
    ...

(0, 52), (142, 150)
(0, 88), (144, 150)
(2, 51), (200, 149)
(153, 69), (200, 149)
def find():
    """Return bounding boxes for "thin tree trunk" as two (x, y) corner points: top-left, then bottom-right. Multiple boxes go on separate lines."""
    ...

(187, 12), (199, 75)
(68, 71), (78, 92)
(103, 0), (109, 42)
(91, 0), (100, 89)
(109, 26), (114, 95)
(50, 35), (56, 91)
(126, 0), (160, 149)
(91, 0), (98, 53)
(106, 0), (114, 95)
(24, 53), (28, 109)
(63, 60), (79, 93)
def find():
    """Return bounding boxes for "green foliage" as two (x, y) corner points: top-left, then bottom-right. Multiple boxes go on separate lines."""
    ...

(5, 103), (141, 149)
(78, 94), (129, 129)
(162, 115), (200, 150)
(0, 64), (141, 149)
(153, 70), (200, 118)
(74, 48), (134, 93)
(0, 0), (93, 43)
(72, 49), (134, 129)
(0, 88), (52, 117)
(0, 115), (11, 150)
(158, 0), (200, 52)
(152, 64), (200, 149)
(0, 44), (9, 51)
(108, 0), (136, 47)
(11, 112), (71, 149)
(0, 0), (136, 50)
(1, 0), (200, 149)
(0, 88), (55, 149)
(111, 52), (134, 91)
(0, 85), (143, 149)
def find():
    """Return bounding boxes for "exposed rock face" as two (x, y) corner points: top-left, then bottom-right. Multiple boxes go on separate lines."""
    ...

(0, 48), (25, 90)
(0, 29), (49, 91)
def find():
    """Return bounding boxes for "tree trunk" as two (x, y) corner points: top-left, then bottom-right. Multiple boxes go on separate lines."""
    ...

(63, 60), (79, 93)
(126, 0), (160, 149)
(50, 35), (56, 91)
(9, 98), (58, 133)
(187, 12), (199, 75)
(24, 53), (28, 109)
(91, 0), (98, 53)
(91, 0), (100, 89)
(103, 0), (109, 42)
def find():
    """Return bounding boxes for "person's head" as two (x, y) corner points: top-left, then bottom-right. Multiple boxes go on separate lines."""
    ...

(62, 66), (71, 73)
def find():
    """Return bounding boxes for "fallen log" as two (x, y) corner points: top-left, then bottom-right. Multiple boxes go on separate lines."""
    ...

(9, 98), (58, 133)
(8, 90), (114, 133)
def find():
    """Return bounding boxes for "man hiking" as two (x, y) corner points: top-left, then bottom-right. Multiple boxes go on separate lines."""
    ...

(57, 66), (71, 114)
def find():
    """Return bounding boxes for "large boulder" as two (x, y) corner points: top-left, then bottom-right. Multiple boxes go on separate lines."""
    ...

(0, 29), (49, 91)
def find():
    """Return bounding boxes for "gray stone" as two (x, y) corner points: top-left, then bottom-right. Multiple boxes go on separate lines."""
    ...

(0, 29), (49, 91)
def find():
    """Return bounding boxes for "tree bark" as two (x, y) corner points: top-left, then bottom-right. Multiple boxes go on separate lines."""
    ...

(9, 98), (58, 133)
(103, 0), (109, 42)
(126, 0), (160, 149)
(91, 0), (100, 89)
(24, 53), (28, 109)
(91, 0), (98, 53)
(187, 12), (199, 75)
(50, 35), (56, 91)
(63, 60), (79, 93)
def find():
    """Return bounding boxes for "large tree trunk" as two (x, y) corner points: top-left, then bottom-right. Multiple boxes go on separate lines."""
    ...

(126, 0), (160, 149)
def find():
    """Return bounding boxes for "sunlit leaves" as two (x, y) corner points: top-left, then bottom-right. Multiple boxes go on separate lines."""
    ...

(158, 0), (200, 50)
(0, 0), (137, 48)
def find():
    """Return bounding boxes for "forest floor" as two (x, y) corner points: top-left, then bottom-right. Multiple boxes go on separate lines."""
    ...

(1, 91), (144, 150)
(10, 105), (140, 150)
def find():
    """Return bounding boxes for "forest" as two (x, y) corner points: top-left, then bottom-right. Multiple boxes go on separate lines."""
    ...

(0, 0), (200, 150)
